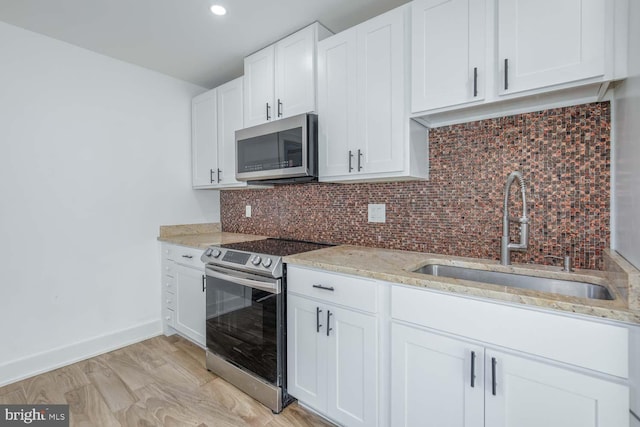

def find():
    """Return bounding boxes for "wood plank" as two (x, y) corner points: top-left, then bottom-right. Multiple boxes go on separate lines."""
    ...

(101, 351), (156, 391)
(22, 373), (69, 404)
(174, 337), (207, 368)
(265, 403), (336, 427)
(81, 357), (137, 412)
(48, 363), (91, 393)
(122, 341), (167, 372)
(65, 384), (120, 427)
(142, 335), (180, 354)
(198, 377), (274, 427)
(0, 389), (27, 405)
(134, 382), (242, 427)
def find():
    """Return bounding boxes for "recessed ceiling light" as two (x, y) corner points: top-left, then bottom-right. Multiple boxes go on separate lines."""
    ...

(210, 5), (226, 16)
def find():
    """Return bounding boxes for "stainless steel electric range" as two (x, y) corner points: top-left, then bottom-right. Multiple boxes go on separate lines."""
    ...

(200, 238), (331, 413)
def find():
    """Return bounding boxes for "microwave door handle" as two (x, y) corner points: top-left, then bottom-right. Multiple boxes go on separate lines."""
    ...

(205, 267), (280, 294)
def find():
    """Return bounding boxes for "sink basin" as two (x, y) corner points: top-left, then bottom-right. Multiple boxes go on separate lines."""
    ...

(413, 264), (614, 300)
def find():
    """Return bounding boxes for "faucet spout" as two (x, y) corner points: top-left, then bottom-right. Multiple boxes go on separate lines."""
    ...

(500, 171), (529, 265)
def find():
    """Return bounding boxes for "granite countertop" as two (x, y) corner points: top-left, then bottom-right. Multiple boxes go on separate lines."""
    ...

(157, 223), (266, 249)
(284, 245), (640, 325)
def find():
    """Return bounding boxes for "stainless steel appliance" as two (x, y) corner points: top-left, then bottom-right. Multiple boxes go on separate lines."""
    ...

(200, 238), (330, 413)
(235, 113), (317, 184)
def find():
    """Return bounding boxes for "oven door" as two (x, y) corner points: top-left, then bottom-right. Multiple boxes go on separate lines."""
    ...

(205, 265), (283, 386)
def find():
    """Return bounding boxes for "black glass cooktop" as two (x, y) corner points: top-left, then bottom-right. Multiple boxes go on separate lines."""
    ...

(220, 238), (332, 257)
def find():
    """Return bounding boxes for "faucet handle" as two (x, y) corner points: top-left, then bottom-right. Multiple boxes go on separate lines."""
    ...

(544, 255), (573, 272)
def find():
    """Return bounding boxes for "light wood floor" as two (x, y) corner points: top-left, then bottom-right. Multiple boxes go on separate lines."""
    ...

(0, 335), (335, 427)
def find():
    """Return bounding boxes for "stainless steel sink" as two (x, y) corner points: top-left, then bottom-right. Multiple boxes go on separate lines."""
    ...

(413, 264), (614, 300)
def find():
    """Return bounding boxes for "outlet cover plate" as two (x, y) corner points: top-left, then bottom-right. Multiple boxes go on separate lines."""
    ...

(368, 203), (386, 223)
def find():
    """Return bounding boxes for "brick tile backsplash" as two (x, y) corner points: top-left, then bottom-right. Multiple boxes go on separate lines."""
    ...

(221, 102), (610, 270)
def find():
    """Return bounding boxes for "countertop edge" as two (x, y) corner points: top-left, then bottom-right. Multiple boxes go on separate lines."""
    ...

(284, 246), (640, 325)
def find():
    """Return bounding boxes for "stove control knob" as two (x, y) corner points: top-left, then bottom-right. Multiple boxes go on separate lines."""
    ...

(262, 258), (272, 268)
(204, 248), (213, 257)
(211, 249), (222, 258)
(251, 255), (262, 266)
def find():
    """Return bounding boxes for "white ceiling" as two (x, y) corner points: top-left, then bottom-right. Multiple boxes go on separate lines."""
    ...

(0, 0), (410, 88)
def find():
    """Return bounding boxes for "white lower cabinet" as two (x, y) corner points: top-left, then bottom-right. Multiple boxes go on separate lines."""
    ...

(174, 264), (206, 346)
(485, 349), (628, 427)
(288, 294), (378, 426)
(391, 324), (484, 427)
(392, 322), (627, 427)
(287, 266), (379, 426)
(391, 284), (629, 427)
(161, 243), (206, 347)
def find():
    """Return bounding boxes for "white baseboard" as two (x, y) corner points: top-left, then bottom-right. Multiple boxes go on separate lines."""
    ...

(0, 320), (162, 387)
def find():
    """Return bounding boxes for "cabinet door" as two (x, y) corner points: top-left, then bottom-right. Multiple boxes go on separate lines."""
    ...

(175, 265), (206, 346)
(326, 305), (378, 427)
(391, 323), (484, 427)
(275, 25), (316, 119)
(192, 89), (218, 188)
(411, 0), (485, 112)
(243, 45), (275, 127)
(497, 0), (606, 95)
(356, 6), (406, 175)
(317, 29), (357, 179)
(485, 350), (629, 427)
(287, 295), (327, 412)
(216, 77), (244, 187)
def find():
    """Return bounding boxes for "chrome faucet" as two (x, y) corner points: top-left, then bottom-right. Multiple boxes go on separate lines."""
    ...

(501, 171), (529, 265)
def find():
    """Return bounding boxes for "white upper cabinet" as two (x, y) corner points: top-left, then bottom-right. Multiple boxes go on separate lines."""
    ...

(497, 0), (606, 95)
(243, 23), (332, 128)
(216, 78), (244, 186)
(318, 4), (429, 183)
(192, 77), (246, 189)
(192, 90), (219, 187)
(411, 0), (626, 123)
(243, 46), (275, 127)
(412, 0), (486, 112)
(275, 25), (317, 120)
(317, 30), (357, 177)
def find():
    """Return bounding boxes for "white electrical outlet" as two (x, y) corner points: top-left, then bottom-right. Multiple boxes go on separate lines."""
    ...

(368, 203), (386, 223)
(245, 205), (252, 218)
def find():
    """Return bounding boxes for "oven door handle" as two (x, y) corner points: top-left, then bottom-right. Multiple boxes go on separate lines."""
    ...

(205, 266), (281, 294)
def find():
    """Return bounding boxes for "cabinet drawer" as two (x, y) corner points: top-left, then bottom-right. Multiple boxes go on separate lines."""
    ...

(163, 275), (176, 294)
(173, 246), (205, 268)
(162, 261), (176, 277)
(164, 308), (175, 327)
(391, 285), (629, 378)
(165, 294), (176, 311)
(287, 266), (377, 313)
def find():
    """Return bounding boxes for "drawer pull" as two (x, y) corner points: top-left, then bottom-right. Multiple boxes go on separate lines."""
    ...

(316, 307), (323, 333)
(182, 254), (193, 259)
(491, 357), (497, 396)
(470, 351), (476, 388)
(312, 284), (335, 292)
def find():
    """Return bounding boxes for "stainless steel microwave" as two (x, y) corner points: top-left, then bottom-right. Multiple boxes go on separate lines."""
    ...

(235, 113), (317, 184)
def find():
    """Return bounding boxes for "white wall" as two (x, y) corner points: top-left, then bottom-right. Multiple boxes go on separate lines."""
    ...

(613, 0), (640, 270)
(0, 21), (220, 385)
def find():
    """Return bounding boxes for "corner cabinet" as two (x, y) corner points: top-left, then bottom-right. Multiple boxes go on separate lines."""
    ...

(161, 244), (206, 347)
(286, 266), (379, 427)
(317, 4), (429, 183)
(243, 23), (332, 127)
(192, 77), (246, 189)
(391, 284), (630, 427)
